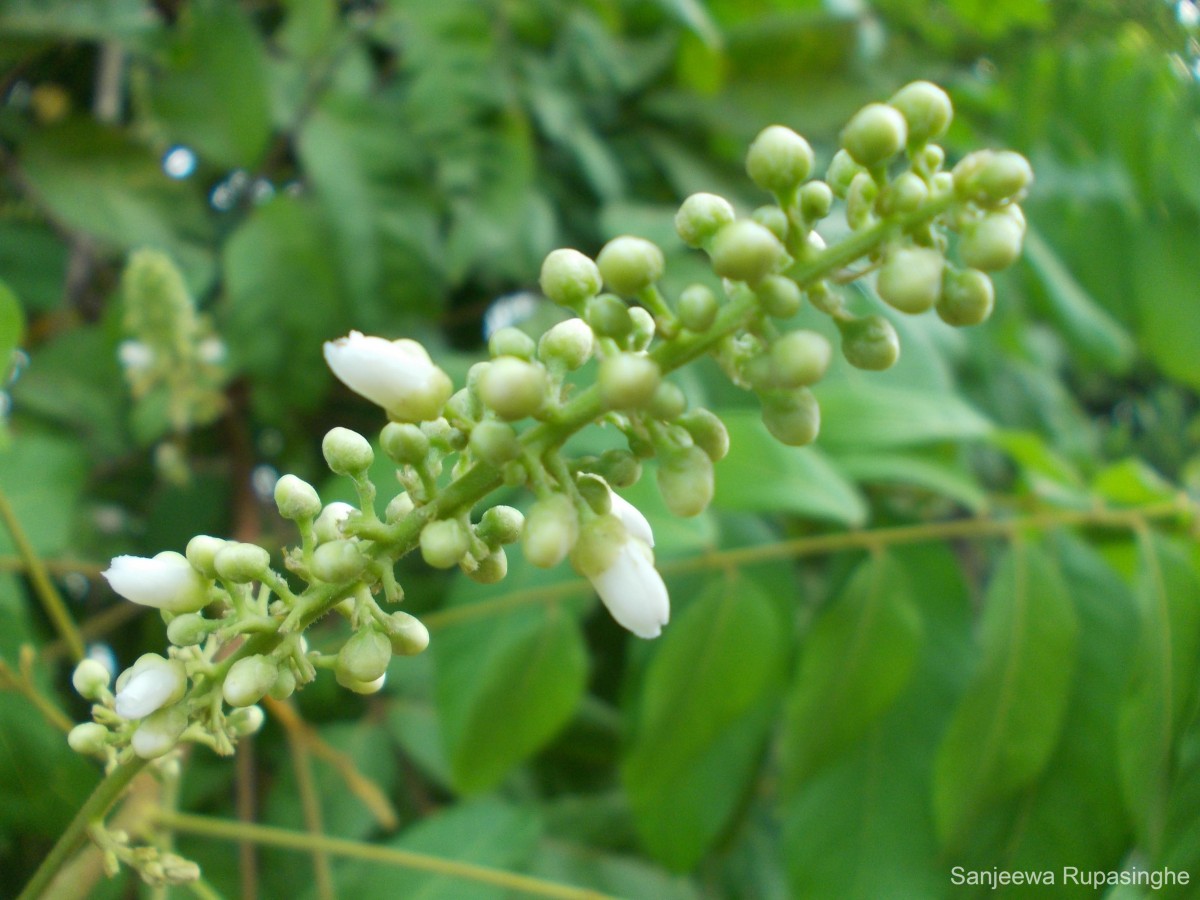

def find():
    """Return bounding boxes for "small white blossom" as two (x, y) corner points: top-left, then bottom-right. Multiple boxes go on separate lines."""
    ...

(102, 551), (208, 613)
(607, 489), (654, 548)
(323, 331), (453, 423)
(590, 533), (670, 639)
(114, 654), (187, 720)
(117, 340), (155, 372)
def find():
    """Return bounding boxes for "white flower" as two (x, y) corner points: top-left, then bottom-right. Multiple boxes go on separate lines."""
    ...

(114, 653), (187, 720)
(131, 706), (187, 759)
(323, 331), (453, 423)
(313, 501), (356, 543)
(574, 512), (668, 639)
(117, 340), (155, 372)
(608, 488), (654, 548)
(102, 551), (208, 613)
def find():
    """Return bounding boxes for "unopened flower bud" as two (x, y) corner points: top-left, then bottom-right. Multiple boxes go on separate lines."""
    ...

(938, 267), (995, 326)
(599, 353), (661, 410)
(420, 518), (471, 569)
(311, 539), (368, 583)
(131, 705), (187, 759)
(214, 542), (270, 584)
(72, 658), (112, 700)
(752, 205), (789, 243)
(185, 535), (226, 579)
(227, 705), (265, 737)
(677, 408), (730, 462)
(383, 611), (430, 655)
(678, 284), (718, 332)
(771, 330), (832, 388)
(478, 357), (547, 421)
(839, 315), (900, 371)
(324, 331), (453, 423)
(268, 666), (297, 700)
(167, 613), (215, 647)
(223, 655), (279, 707)
(274, 474), (321, 521)
(337, 628), (392, 684)
(477, 505), (524, 545)
(380, 422), (430, 465)
(885, 172), (929, 215)
(657, 446), (714, 518)
(597, 236), (665, 295)
(800, 181), (834, 221)
(313, 502), (355, 543)
(444, 387), (481, 428)
(888, 81), (952, 145)
(540, 248), (602, 308)
(675, 193), (736, 247)
(336, 670), (387, 695)
(115, 654), (187, 720)
(710, 220), (787, 284)
(538, 318), (594, 370)
(846, 172), (879, 230)
(466, 548), (508, 584)
(586, 293), (634, 339)
(761, 388), (821, 446)
(958, 209), (1024, 271)
(649, 381), (687, 420)
(876, 246), (944, 314)
(841, 103), (907, 168)
(469, 419), (521, 466)
(954, 150), (1033, 205)
(571, 515), (668, 639)
(523, 494), (578, 568)
(385, 492), (416, 524)
(597, 448), (642, 487)
(826, 149), (864, 198)
(755, 274), (803, 318)
(68, 722), (110, 757)
(488, 326), (537, 360)
(322, 427), (374, 476)
(102, 551), (208, 613)
(628, 307), (656, 352)
(746, 125), (814, 196)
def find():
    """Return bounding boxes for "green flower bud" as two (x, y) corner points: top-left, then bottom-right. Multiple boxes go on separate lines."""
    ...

(586, 293), (634, 339)
(68, 722), (110, 757)
(958, 209), (1024, 271)
(761, 388), (820, 446)
(444, 387), (481, 428)
(337, 628), (392, 684)
(380, 422), (430, 465)
(166, 613), (215, 647)
(336, 670), (387, 695)
(420, 518), (471, 569)
(469, 419), (521, 466)
(657, 446), (714, 518)
(649, 381), (687, 420)
(920, 144), (946, 174)
(938, 267), (995, 326)
(800, 181), (834, 222)
(596, 236), (665, 295)
(597, 448), (642, 487)
(770, 330), (832, 388)
(576, 474), (612, 515)
(540, 248), (602, 308)
(710, 220), (787, 283)
(846, 172), (879, 230)
(599, 353), (661, 410)
(214, 542), (271, 584)
(841, 102), (908, 168)
(185, 535), (226, 579)
(311, 539), (368, 583)
(383, 611), (430, 656)
(477, 357), (547, 421)
(274, 474), (322, 521)
(227, 705), (265, 737)
(678, 284), (718, 332)
(72, 659), (112, 700)
(746, 125), (814, 196)
(538, 318), (594, 370)
(826, 149), (864, 198)
(752, 205), (789, 243)
(954, 150), (1033, 205)
(888, 81), (952, 145)
(268, 666), (297, 700)
(466, 548), (508, 584)
(677, 408), (730, 462)
(478, 505), (524, 545)
(522, 493), (579, 568)
(488, 326), (537, 360)
(322, 427), (374, 476)
(930, 171), (955, 202)
(313, 502), (355, 543)
(839, 315), (901, 371)
(675, 193), (736, 248)
(628, 306), (656, 352)
(131, 705), (188, 759)
(885, 171), (929, 215)
(755, 274), (803, 318)
(876, 246), (944, 314)
(385, 492), (416, 523)
(223, 655), (279, 708)
(569, 514), (623, 579)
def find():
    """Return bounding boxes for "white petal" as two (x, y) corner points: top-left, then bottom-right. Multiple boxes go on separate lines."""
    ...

(323, 332), (441, 414)
(590, 538), (669, 639)
(114, 657), (186, 720)
(608, 490), (655, 548)
(102, 551), (206, 612)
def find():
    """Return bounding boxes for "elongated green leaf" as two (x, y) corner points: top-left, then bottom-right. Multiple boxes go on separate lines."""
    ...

(1134, 220), (1200, 391)
(1117, 535), (1200, 853)
(833, 451), (989, 512)
(933, 541), (1079, 846)
(0, 280), (22, 363)
(529, 839), (701, 900)
(781, 552), (922, 787)
(816, 384), (992, 451)
(622, 574), (788, 870)
(714, 410), (866, 525)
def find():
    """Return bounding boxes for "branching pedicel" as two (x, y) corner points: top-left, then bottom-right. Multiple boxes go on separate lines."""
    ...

(64, 83), (1031, 888)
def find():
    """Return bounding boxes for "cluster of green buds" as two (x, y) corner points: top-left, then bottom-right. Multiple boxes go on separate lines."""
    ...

(73, 86), (1031, 879)
(117, 249), (228, 483)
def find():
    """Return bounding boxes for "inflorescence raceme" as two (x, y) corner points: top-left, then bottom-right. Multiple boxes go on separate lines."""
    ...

(69, 81), (1030, 888)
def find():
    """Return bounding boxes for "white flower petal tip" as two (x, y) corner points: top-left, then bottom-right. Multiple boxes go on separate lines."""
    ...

(608, 490), (655, 548)
(102, 551), (208, 613)
(591, 538), (669, 640)
(114, 655), (187, 720)
(323, 331), (453, 423)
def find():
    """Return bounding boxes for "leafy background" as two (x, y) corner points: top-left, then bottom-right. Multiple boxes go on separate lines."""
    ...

(2, 0), (1200, 897)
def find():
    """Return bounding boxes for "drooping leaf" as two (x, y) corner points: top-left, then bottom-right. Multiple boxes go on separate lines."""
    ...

(815, 383), (992, 452)
(832, 451), (989, 513)
(1133, 218), (1200, 392)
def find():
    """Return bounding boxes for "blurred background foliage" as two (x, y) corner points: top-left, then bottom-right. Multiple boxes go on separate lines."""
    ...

(2, 0), (1200, 897)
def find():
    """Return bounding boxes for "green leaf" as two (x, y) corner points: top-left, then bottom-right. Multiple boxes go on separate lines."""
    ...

(1134, 219), (1200, 391)
(832, 451), (989, 513)
(149, 0), (272, 168)
(713, 410), (866, 525)
(0, 431), (88, 557)
(433, 584), (587, 794)
(0, 222), (67, 313)
(815, 383), (992, 452)
(932, 540), (1079, 846)
(622, 574), (788, 870)
(1117, 534), (1200, 853)
(781, 553), (923, 787)
(0, 279), (22, 368)
(529, 839), (701, 900)
(1091, 458), (1177, 508)
(0, 0), (157, 40)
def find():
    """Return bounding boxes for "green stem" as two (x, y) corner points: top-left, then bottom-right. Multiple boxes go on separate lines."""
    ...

(18, 757), (149, 900)
(155, 811), (616, 900)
